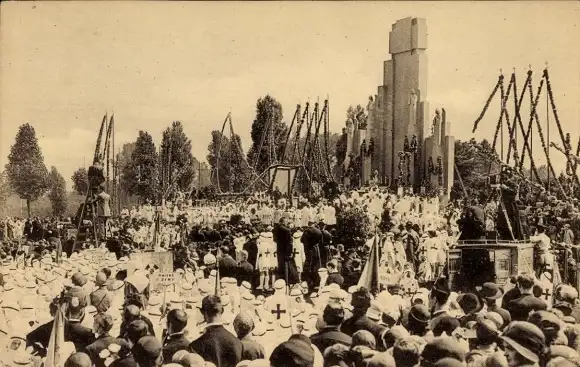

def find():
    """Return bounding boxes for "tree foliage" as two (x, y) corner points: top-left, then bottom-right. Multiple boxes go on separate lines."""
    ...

(452, 138), (500, 202)
(207, 130), (252, 192)
(0, 171), (12, 212)
(123, 131), (158, 201)
(336, 206), (371, 248)
(5, 124), (49, 217)
(48, 166), (67, 217)
(247, 95), (289, 176)
(71, 167), (89, 196)
(159, 121), (198, 198)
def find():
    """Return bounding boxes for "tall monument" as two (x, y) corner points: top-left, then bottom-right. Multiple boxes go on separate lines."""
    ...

(343, 17), (454, 195)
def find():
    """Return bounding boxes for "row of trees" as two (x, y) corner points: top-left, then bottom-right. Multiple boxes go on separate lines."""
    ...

(70, 121), (212, 205)
(4, 97), (576, 217)
(3, 124), (69, 217)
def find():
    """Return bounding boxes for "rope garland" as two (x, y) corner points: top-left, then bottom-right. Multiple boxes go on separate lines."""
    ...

(507, 72), (529, 166)
(472, 75), (502, 133)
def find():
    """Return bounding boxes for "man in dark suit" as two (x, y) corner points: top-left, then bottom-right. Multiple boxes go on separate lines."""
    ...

(218, 246), (238, 278)
(65, 301), (96, 352)
(340, 287), (386, 344)
(507, 273), (547, 321)
(86, 314), (116, 367)
(162, 309), (191, 363)
(118, 305), (156, 338)
(189, 295), (243, 367)
(273, 217), (299, 286)
(310, 303), (352, 353)
(236, 250), (254, 286)
(233, 312), (265, 361)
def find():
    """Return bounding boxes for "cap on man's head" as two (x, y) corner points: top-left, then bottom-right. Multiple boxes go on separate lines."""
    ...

(95, 272), (107, 286)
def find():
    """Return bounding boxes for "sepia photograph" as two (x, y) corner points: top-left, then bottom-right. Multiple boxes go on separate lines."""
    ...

(0, 1), (579, 366)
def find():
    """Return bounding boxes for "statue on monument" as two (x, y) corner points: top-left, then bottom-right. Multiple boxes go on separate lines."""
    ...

(432, 109), (441, 141)
(367, 95), (376, 113)
(409, 89), (418, 108)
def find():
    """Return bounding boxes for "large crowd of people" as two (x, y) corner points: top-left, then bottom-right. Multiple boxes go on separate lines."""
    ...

(0, 184), (579, 367)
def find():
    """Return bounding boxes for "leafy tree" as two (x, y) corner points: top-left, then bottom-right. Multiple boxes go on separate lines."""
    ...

(207, 130), (232, 191)
(198, 161), (212, 188)
(71, 167), (89, 195)
(159, 121), (197, 198)
(247, 95), (288, 177)
(123, 131), (158, 201)
(336, 206), (371, 248)
(0, 171), (12, 212)
(48, 166), (67, 217)
(5, 124), (49, 217)
(207, 130), (251, 192)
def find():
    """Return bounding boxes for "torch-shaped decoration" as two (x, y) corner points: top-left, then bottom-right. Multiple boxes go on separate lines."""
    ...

(428, 157), (435, 175)
(410, 135), (418, 153)
(406, 152), (412, 187)
(403, 136), (410, 153)
(436, 157), (443, 186)
(398, 151), (405, 186)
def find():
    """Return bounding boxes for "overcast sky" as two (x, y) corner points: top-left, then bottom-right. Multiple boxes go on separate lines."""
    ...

(1, 1), (579, 190)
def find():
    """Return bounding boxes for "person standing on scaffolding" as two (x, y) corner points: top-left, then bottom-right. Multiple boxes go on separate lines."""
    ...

(86, 156), (107, 242)
(94, 184), (111, 241)
(496, 166), (528, 241)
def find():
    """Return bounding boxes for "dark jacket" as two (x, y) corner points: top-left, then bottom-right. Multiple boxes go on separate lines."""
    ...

(341, 313), (386, 345)
(189, 324), (243, 367)
(273, 224), (299, 284)
(240, 335), (265, 361)
(507, 294), (548, 321)
(219, 255), (239, 279)
(163, 332), (191, 362)
(109, 354), (139, 367)
(118, 315), (156, 338)
(237, 261), (254, 286)
(310, 327), (352, 354)
(65, 321), (96, 352)
(243, 239), (258, 269)
(86, 334), (116, 367)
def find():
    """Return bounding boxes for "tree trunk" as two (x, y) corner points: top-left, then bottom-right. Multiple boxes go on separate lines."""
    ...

(26, 198), (31, 218)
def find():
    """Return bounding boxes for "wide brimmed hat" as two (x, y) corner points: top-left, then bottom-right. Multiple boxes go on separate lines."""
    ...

(476, 282), (503, 300)
(500, 321), (546, 363)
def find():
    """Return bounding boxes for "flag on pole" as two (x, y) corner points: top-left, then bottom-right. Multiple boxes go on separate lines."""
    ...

(46, 303), (65, 367)
(358, 234), (381, 294)
(215, 262), (221, 297)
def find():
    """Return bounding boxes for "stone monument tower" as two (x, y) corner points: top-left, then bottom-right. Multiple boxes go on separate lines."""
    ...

(355, 16), (454, 195)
